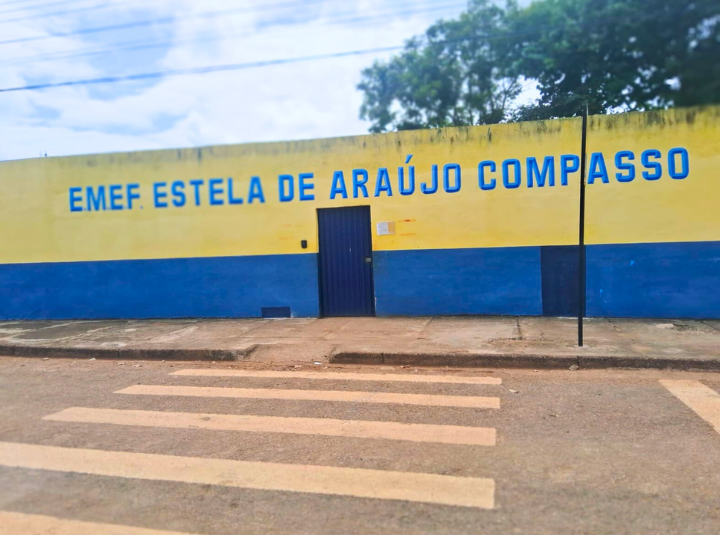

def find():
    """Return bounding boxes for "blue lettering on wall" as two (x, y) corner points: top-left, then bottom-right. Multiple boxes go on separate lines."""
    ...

(668, 147), (689, 179)
(153, 182), (168, 208)
(527, 156), (555, 187)
(478, 160), (496, 190)
(588, 152), (609, 184)
(126, 184), (140, 209)
(69, 187), (83, 212)
(189, 179), (204, 205)
(172, 181), (185, 207)
(352, 169), (369, 198)
(109, 184), (123, 210)
(443, 163), (461, 193)
(399, 156), (415, 196)
(615, 151), (635, 182)
(374, 168), (393, 197)
(86, 186), (106, 211)
(299, 172), (315, 201)
(330, 171), (348, 199)
(227, 178), (243, 204)
(560, 154), (579, 186)
(641, 149), (662, 180)
(66, 147), (692, 213)
(248, 176), (265, 204)
(208, 178), (224, 205)
(279, 174), (294, 202)
(421, 165), (439, 194)
(502, 159), (521, 189)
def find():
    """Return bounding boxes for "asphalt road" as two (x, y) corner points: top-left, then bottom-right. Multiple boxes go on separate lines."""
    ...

(0, 357), (719, 534)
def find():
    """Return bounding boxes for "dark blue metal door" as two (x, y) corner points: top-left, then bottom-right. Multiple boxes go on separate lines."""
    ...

(317, 206), (375, 316)
(541, 245), (580, 317)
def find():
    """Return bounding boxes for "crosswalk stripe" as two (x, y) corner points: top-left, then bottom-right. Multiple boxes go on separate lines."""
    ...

(659, 379), (720, 435)
(0, 442), (495, 508)
(0, 511), (203, 535)
(171, 369), (502, 385)
(44, 407), (497, 446)
(116, 385), (500, 409)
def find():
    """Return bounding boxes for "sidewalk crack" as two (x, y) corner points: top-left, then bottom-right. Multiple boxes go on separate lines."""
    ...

(516, 317), (523, 340)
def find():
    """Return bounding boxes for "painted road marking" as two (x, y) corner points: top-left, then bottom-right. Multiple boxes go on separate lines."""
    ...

(0, 511), (204, 535)
(0, 442), (495, 508)
(171, 369), (502, 385)
(659, 379), (720, 434)
(44, 407), (496, 446)
(116, 385), (500, 409)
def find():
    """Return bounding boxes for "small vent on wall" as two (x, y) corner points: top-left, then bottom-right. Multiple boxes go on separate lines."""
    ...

(261, 306), (291, 318)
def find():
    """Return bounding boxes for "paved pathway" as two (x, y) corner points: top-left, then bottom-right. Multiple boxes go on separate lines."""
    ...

(1, 316), (720, 368)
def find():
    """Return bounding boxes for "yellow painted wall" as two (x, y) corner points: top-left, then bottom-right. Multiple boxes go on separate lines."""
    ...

(585, 106), (720, 245)
(0, 105), (717, 265)
(0, 117), (582, 264)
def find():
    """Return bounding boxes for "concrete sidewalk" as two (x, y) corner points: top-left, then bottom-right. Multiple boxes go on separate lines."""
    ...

(1, 316), (719, 370)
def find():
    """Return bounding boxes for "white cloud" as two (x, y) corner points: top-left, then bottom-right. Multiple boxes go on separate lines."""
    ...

(0, 0), (487, 161)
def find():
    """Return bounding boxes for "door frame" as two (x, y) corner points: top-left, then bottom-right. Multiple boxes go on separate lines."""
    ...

(316, 205), (376, 318)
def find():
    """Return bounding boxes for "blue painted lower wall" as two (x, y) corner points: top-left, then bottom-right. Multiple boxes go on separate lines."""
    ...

(0, 254), (320, 320)
(586, 241), (720, 319)
(373, 241), (720, 318)
(373, 247), (544, 316)
(2, 241), (718, 320)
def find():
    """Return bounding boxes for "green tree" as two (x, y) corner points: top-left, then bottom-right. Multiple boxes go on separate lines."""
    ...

(358, 0), (720, 129)
(506, 0), (720, 120)
(358, 0), (521, 133)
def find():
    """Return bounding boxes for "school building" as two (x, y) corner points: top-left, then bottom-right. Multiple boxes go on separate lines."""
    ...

(1, 106), (718, 320)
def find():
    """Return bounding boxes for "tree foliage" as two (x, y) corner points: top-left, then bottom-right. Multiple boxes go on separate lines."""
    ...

(358, 0), (521, 132)
(358, 0), (720, 131)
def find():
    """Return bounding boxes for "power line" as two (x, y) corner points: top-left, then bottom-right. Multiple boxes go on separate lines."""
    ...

(0, 0), (135, 24)
(0, 24), (579, 94)
(0, 12), (174, 46)
(0, 3), (691, 93)
(0, 45), (405, 93)
(0, 0), (467, 65)
(0, 0), (44, 6)
(0, 0), (394, 46)
(0, 20), (636, 94)
(0, 0), (90, 6)
(8, 1), (683, 63)
(0, 0), (47, 6)
(0, 0), (99, 16)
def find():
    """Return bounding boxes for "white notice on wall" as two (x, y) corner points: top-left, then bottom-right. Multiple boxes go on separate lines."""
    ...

(376, 221), (396, 235)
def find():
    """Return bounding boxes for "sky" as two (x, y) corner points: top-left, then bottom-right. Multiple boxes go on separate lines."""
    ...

(0, 0), (530, 161)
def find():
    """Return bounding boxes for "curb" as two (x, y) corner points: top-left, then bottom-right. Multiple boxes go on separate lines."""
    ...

(0, 344), (251, 361)
(330, 351), (577, 369)
(2, 344), (720, 371)
(577, 355), (720, 371)
(330, 351), (720, 371)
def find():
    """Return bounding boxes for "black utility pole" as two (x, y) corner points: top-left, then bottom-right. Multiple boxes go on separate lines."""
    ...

(578, 105), (588, 347)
